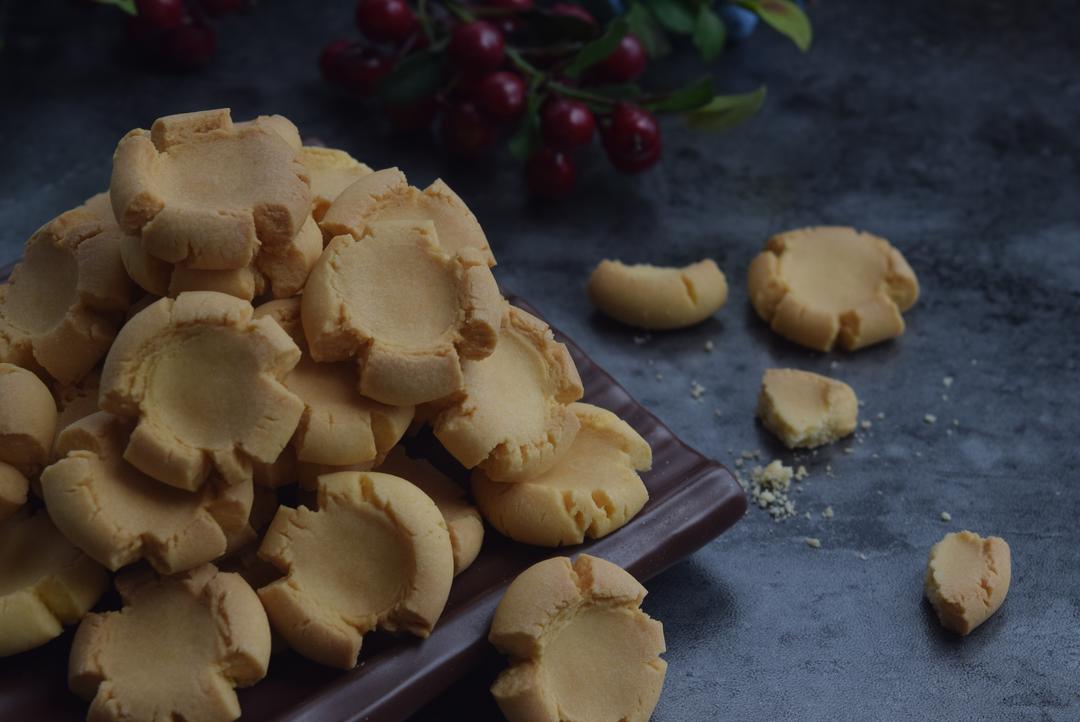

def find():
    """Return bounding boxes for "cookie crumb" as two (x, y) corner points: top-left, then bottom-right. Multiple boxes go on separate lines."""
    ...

(748, 460), (796, 521)
(943, 376), (954, 388)
(633, 335), (650, 345)
(805, 537), (821, 549)
(830, 361), (839, 370)
(877, 412), (885, 420)
(655, 372), (663, 381)
(713, 408), (722, 417)
(940, 511), (952, 522)
(857, 552), (869, 561)
(822, 506), (834, 519)
(689, 381), (706, 400)
(843, 447), (854, 454)
(924, 414), (937, 424)
(795, 465), (809, 481)
(860, 420), (872, 430)
(703, 340), (714, 352)
(952, 419), (959, 427)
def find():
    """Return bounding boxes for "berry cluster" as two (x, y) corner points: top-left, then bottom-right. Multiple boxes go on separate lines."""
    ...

(123, 0), (247, 69)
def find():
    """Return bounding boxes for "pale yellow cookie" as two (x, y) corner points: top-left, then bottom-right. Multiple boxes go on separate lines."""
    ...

(756, 368), (858, 449)
(473, 403), (651, 547)
(925, 530), (1011, 636)
(489, 555), (666, 722)
(587, 258), (728, 330)
(0, 463), (29, 521)
(257, 471), (453, 669)
(41, 412), (254, 574)
(320, 167), (495, 264)
(747, 226), (919, 351)
(299, 146), (374, 221)
(302, 220), (504, 406)
(0, 363), (58, 476)
(433, 307), (583, 482)
(255, 297), (414, 467)
(254, 214), (324, 298)
(100, 291), (304, 490)
(0, 197), (133, 384)
(52, 368), (102, 443)
(377, 446), (483, 575)
(110, 108), (311, 270)
(222, 483), (280, 556)
(0, 510), (108, 657)
(69, 564), (270, 722)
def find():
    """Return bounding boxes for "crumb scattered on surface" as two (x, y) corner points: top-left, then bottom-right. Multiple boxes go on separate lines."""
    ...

(924, 414), (938, 424)
(795, 465), (809, 481)
(940, 511), (952, 522)
(633, 335), (649, 345)
(703, 340), (714, 352)
(805, 537), (821, 549)
(822, 506), (834, 519)
(943, 376), (954, 388)
(942, 394), (949, 401)
(860, 420), (872, 430)
(843, 447), (854, 454)
(915, 451), (923, 457)
(713, 408), (722, 417)
(690, 381), (706, 400)
(655, 372), (663, 380)
(739, 460), (797, 521)
(830, 361), (839, 370)
(857, 552), (868, 561)
(877, 412), (885, 420)
(952, 419), (960, 427)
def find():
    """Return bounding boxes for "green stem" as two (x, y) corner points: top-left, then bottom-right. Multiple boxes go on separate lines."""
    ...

(505, 48), (546, 81)
(547, 81), (619, 107)
(444, 1), (473, 22)
(417, 0), (434, 41)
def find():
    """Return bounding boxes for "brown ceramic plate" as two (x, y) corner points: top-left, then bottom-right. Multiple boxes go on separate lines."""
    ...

(0, 276), (746, 722)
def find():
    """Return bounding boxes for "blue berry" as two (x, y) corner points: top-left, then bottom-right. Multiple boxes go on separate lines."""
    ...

(720, 4), (759, 40)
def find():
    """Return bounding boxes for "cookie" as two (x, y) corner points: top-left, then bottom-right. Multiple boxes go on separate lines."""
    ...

(489, 555), (666, 722)
(320, 167), (495, 265)
(433, 306), (583, 482)
(747, 226), (919, 351)
(110, 109), (311, 270)
(377, 446), (483, 575)
(41, 412), (254, 574)
(925, 530), (1011, 635)
(0, 463), (29, 521)
(52, 368), (102, 443)
(253, 214), (324, 298)
(302, 220), (504, 406)
(254, 298), (414, 466)
(586, 258), (728, 330)
(257, 471), (454, 669)
(472, 403), (651, 547)
(0, 363), (58, 476)
(0, 510), (109, 657)
(100, 291), (304, 490)
(756, 368), (858, 449)
(298, 146), (373, 221)
(0, 196), (134, 384)
(69, 564), (270, 722)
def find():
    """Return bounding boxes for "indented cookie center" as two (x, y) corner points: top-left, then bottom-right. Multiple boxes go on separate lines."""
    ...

(285, 356), (357, 411)
(467, 328), (548, 435)
(3, 240), (79, 335)
(336, 242), (458, 349)
(159, 134), (290, 211)
(146, 327), (265, 448)
(779, 234), (888, 313)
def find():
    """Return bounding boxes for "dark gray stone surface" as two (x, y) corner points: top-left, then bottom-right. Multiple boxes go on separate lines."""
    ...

(2, 1), (1079, 720)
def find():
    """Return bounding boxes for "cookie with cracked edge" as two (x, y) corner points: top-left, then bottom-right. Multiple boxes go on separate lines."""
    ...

(298, 146), (374, 222)
(586, 258), (728, 330)
(0, 363), (58, 477)
(925, 530), (1011, 635)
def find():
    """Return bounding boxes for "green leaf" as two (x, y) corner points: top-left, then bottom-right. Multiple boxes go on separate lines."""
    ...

(738, 0), (812, 51)
(692, 5), (726, 62)
(508, 91), (543, 162)
(564, 19), (629, 79)
(625, 2), (672, 58)
(684, 86), (766, 132)
(96, 0), (136, 14)
(645, 77), (715, 112)
(644, 0), (696, 35)
(378, 50), (446, 106)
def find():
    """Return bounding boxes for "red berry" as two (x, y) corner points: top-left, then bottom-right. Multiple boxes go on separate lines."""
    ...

(355, 0), (418, 44)
(591, 34), (647, 83)
(163, 19), (217, 69)
(336, 45), (395, 96)
(488, 0), (532, 10)
(475, 71), (527, 121)
(319, 38), (352, 85)
(135, 0), (184, 29)
(199, 0), (246, 16)
(449, 21), (505, 73)
(540, 97), (595, 149)
(551, 3), (595, 25)
(600, 103), (662, 174)
(441, 101), (496, 156)
(526, 147), (577, 199)
(386, 97), (440, 132)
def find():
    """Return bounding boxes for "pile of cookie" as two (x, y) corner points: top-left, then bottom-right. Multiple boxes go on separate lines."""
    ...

(0, 109), (662, 722)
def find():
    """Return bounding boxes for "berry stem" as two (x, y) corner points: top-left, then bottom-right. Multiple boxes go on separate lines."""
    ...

(547, 81), (618, 108)
(504, 48), (545, 81)
(443, 1), (473, 22)
(417, 0), (434, 42)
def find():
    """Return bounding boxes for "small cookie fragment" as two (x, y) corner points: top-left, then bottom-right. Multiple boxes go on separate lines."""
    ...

(298, 146), (374, 221)
(0, 363), (58, 475)
(110, 108), (311, 270)
(100, 292), (304, 490)
(925, 530), (1011, 635)
(257, 471), (453, 669)
(69, 564), (270, 722)
(302, 220), (504, 406)
(0, 511), (109, 657)
(756, 369), (858, 449)
(377, 446), (483, 575)
(433, 306), (584, 482)
(0, 197), (133, 383)
(489, 555), (666, 722)
(472, 403), (651, 547)
(586, 258), (728, 330)
(747, 226), (919, 351)
(41, 412), (254, 574)
(320, 166), (495, 264)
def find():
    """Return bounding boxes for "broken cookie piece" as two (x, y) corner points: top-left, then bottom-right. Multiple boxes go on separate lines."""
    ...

(756, 369), (858, 449)
(298, 146), (374, 221)
(302, 220), (504, 406)
(99, 292), (304, 490)
(257, 471), (454, 669)
(472, 403), (651, 547)
(69, 564), (270, 722)
(747, 226), (919, 351)
(41, 412), (254, 574)
(489, 555), (666, 722)
(925, 530), (1011, 635)
(586, 258), (728, 330)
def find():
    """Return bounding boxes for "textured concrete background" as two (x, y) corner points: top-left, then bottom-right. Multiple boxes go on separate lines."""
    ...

(2, 1), (1079, 720)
